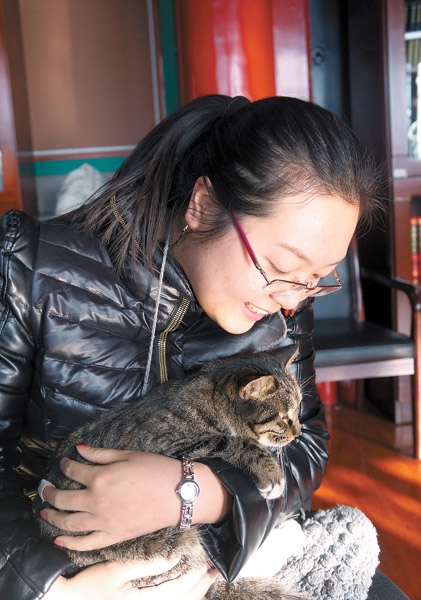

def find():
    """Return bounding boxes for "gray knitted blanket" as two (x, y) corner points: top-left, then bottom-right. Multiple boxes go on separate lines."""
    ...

(278, 505), (380, 599)
(240, 505), (380, 600)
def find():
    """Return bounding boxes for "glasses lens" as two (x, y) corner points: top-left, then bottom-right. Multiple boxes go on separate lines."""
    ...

(265, 271), (342, 298)
(311, 285), (341, 297)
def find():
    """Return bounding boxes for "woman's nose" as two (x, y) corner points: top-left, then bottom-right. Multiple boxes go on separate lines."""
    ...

(270, 291), (303, 311)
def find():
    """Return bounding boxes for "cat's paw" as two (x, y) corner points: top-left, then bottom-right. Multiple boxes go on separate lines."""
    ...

(258, 479), (285, 499)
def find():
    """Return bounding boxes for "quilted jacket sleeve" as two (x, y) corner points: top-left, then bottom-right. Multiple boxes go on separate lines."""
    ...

(198, 301), (330, 582)
(0, 211), (72, 599)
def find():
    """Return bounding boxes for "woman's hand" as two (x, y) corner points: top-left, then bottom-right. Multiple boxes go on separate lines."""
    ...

(43, 557), (220, 600)
(41, 447), (232, 551)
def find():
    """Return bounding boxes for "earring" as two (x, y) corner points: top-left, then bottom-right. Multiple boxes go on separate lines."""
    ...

(172, 224), (189, 247)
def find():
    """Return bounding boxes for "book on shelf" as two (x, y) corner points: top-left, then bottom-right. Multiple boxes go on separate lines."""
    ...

(406, 1), (421, 63)
(405, 2), (421, 46)
(406, 1), (421, 32)
(410, 215), (421, 285)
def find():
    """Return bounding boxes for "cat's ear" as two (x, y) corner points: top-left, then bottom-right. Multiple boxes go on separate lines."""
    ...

(280, 344), (299, 368)
(239, 375), (277, 401)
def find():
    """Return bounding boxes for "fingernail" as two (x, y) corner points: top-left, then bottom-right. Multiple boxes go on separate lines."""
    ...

(76, 444), (90, 450)
(40, 510), (46, 520)
(38, 478), (54, 502)
(54, 540), (63, 547)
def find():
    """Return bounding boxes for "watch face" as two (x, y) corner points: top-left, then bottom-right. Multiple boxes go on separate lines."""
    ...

(179, 480), (199, 502)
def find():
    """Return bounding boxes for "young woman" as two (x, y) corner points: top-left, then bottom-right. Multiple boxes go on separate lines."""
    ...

(0, 95), (380, 599)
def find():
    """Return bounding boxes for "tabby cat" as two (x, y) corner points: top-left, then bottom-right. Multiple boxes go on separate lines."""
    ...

(38, 345), (305, 599)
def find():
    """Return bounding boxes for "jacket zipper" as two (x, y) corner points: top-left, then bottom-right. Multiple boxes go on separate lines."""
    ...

(158, 297), (190, 384)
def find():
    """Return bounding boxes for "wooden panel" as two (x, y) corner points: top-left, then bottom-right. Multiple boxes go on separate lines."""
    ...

(175, 0), (276, 102)
(271, 0), (311, 99)
(174, 0), (218, 102)
(3, 0), (155, 151)
(0, 191), (21, 213)
(316, 358), (415, 383)
(386, 0), (410, 161)
(175, 0), (310, 103)
(0, 0), (21, 214)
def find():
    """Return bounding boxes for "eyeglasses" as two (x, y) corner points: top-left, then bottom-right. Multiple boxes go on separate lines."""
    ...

(230, 210), (342, 298)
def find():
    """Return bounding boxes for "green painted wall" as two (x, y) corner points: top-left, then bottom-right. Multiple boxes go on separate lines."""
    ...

(19, 157), (126, 178)
(158, 0), (180, 115)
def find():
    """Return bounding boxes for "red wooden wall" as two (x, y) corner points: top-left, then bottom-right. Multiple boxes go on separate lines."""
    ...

(0, 1), (21, 214)
(174, 0), (311, 103)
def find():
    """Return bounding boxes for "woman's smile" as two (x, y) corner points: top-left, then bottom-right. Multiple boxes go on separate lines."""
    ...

(243, 301), (270, 321)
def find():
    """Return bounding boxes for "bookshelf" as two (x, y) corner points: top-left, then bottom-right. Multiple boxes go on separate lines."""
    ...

(344, 0), (421, 434)
(377, 0), (421, 441)
(386, 0), (421, 299)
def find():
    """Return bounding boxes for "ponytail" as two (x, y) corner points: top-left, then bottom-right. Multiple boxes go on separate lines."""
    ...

(67, 95), (238, 272)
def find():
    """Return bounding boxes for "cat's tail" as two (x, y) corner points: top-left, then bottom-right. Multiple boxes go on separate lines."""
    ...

(206, 577), (307, 600)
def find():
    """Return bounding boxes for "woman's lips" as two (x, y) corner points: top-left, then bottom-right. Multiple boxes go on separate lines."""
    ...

(243, 301), (269, 321)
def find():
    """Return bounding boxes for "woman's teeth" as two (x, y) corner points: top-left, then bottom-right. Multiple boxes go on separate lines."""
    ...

(246, 302), (268, 316)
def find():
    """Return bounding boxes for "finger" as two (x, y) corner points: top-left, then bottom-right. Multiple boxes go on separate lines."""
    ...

(108, 557), (181, 583)
(43, 485), (89, 511)
(59, 456), (99, 486)
(53, 530), (114, 551)
(70, 557), (182, 595)
(146, 567), (219, 599)
(38, 478), (55, 502)
(41, 507), (94, 535)
(184, 567), (220, 599)
(76, 445), (132, 464)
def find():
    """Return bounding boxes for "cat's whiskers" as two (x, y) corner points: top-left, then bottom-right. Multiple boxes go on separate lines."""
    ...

(276, 445), (287, 496)
(299, 375), (313, 399)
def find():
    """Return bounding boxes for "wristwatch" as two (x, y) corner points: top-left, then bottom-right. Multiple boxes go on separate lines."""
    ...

(176, 457), (200, 530)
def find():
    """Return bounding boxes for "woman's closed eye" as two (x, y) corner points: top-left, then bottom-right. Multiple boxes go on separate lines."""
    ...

(264, 250), (343, 282)
(265, 259), (290, 278)
(266, 260), (323, 282)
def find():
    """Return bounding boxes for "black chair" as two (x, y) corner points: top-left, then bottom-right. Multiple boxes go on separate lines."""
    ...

(312, 237), (421, 459)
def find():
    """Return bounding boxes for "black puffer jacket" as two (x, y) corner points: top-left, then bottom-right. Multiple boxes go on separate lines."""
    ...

(0, 210), (329, 599)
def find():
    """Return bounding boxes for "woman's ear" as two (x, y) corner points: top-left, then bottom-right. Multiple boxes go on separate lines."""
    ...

(184, 177), (216, 232)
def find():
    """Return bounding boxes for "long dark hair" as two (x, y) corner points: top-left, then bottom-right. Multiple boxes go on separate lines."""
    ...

(65, 94), (381, 274)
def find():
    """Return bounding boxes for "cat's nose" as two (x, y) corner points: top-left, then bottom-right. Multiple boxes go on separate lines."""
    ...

(292, 423), (301, 437)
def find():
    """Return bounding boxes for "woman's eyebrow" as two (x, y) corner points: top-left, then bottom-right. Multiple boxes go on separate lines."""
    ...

(275, 242), (311, 263)
(275, 242), (346, 267)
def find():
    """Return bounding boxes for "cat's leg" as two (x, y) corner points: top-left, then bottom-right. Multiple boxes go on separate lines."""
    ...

(191, 437), (284, 499)
(206, 578), (306, 600)
(232, 439), (285, 499)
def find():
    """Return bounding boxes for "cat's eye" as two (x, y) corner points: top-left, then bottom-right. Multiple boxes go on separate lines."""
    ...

(255, 414), (278, 425)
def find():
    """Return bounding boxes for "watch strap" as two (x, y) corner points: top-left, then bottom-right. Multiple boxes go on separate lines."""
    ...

(177, 457), (200, 530)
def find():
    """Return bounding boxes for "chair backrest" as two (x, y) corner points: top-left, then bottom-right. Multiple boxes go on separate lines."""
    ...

(312, 237), (364, 322)
(310, 236), (419, 459)
(312, 235), (414, 384)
